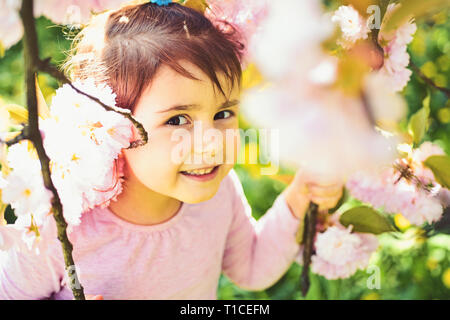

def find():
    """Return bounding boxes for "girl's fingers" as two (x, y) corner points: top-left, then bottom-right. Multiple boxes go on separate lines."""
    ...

(310, 194), (342, 210)
(300, 170), (343, 187)
(307, 183), (343, 198)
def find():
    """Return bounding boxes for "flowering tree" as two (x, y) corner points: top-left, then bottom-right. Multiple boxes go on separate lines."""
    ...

(0, 0), (449, 300)
(206, 0), (450, 295)
(0, 0), (150, 300)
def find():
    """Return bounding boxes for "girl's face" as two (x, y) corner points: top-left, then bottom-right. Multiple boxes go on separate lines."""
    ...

(122, 60), (241, 204)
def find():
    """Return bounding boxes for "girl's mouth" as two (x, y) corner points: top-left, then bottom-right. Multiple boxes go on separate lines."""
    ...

(180, 166), (220, 182)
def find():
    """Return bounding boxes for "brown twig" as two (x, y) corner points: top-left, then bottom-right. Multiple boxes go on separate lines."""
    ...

(1, 128), (29, 147)
(37, 59), (149, 149)
(410, 61), (450, 99)
(300, 202), (319, 297)
(19, 0), (86, 300)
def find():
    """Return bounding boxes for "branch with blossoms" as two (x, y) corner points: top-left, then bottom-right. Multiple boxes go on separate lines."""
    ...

(0, 0), (149, 300)
(1, 0), (449, 301)
(212, 0), (450, 296)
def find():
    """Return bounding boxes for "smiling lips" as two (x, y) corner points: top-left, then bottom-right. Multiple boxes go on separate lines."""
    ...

(180, 166), (220, 181)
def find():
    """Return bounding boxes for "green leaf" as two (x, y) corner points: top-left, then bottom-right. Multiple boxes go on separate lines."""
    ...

(0, 41), (4, 58)
(383, 0), (450, 33)
(182, 0), (208, 13)
(408, 95), (430, 145)
(340, 206), (396, 235)
(424, 155), (450, 189)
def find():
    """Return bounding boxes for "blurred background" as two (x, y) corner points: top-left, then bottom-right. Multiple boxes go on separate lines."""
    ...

(0, 4), (449, 299)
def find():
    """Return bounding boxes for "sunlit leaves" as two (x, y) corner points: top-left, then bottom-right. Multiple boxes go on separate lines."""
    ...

(340, 205), (397, 234)
(424, 155), (450, 189)
(383, 0), (450, 33)
(408, 94), (431, 145)
(181, 0), (208, 13)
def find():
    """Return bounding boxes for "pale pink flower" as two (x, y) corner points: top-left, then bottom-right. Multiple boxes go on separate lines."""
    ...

(0, 171), (53, 220)
(364, 72), (408, 125)
(0, 213), (59, 253)
(380, 3), (417, 47)
(311, 224), (379, 280)
(1, 79), (132, 239)
(6, 140), (41, 174)
(1, 0), (130, 50)
(0, 224), (34, 252)
(378, 3), (417, 92)
(438, 188), (450, 208)
(242, 85), (400, 181)
(1, 142), (53, 221)
(332, 5), (369, 49)
(347, 167), (445, 226)
(206, 0), (268, 57)
(34, 0), (129, 25)
(0, 0), (23, 49)
(411, 141), (445, 164)
(39, 80), (133, 227)
(249, 0), (332, 79)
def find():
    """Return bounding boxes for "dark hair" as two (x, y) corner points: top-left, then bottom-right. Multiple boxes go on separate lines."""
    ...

(64, 2), (245, 112)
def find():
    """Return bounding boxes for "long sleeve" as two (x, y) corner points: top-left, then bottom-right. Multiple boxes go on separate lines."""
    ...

(221, 170), (303, 291)
(0, 218), (65, 300)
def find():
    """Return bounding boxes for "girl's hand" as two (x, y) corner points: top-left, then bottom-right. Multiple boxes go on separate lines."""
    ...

(284, 170), (344, 220)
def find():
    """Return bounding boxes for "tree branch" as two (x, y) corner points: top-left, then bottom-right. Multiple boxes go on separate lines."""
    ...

(410, 61), (450, 99)
(19, 0), (85, 300)
(1, 128), (29, 147)
(300, 202), (319, 297)
(37, 59), (149, 149)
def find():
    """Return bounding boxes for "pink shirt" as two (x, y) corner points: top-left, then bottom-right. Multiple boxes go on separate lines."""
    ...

(0, 170), (303, 300)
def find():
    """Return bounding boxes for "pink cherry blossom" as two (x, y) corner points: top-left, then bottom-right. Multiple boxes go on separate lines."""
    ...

(206, 0), (268, 59)
(378, 3), (417, 92)
(311, 224), (379, 280)
(0, 0), (23, 49)
(34, 0), (129, 25)
(1, 142), (53, 222)
(243, 83), (400, 181)
(1, 79), (134, 251)
(347, 142), (447, 226)
(39, 80), (133, 228)
(332, 5), (369, 49)
(248, 0), (332, 80)
(411, 141), (445, 163)
(0, 0), (130, 49)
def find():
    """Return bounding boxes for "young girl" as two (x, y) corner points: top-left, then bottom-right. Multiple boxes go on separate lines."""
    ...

(0, 1), (343, 300)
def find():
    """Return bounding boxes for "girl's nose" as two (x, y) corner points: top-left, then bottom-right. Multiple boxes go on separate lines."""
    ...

(192, 120), (222, 162)
(193, 142), (217, 158)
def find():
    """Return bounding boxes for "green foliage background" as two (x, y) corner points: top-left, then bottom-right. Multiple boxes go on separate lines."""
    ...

(0, 8), (449, 300)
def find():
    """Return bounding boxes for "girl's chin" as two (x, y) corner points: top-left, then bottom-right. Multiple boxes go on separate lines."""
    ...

(177, 176), (224, 203)
(178, 188), (219, 204)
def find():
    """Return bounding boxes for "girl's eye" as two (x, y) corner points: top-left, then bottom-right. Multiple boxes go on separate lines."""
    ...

(214, 110), (234, 121)
(166, 115), (189, 126)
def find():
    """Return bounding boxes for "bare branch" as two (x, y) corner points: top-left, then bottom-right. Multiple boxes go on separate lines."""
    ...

(410, 61), (450, 99)
(300, 203), (319, 297)
(3, 129), (29, 147)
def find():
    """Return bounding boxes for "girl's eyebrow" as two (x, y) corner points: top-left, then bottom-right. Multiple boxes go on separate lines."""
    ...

(156, 99), (240, 114)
